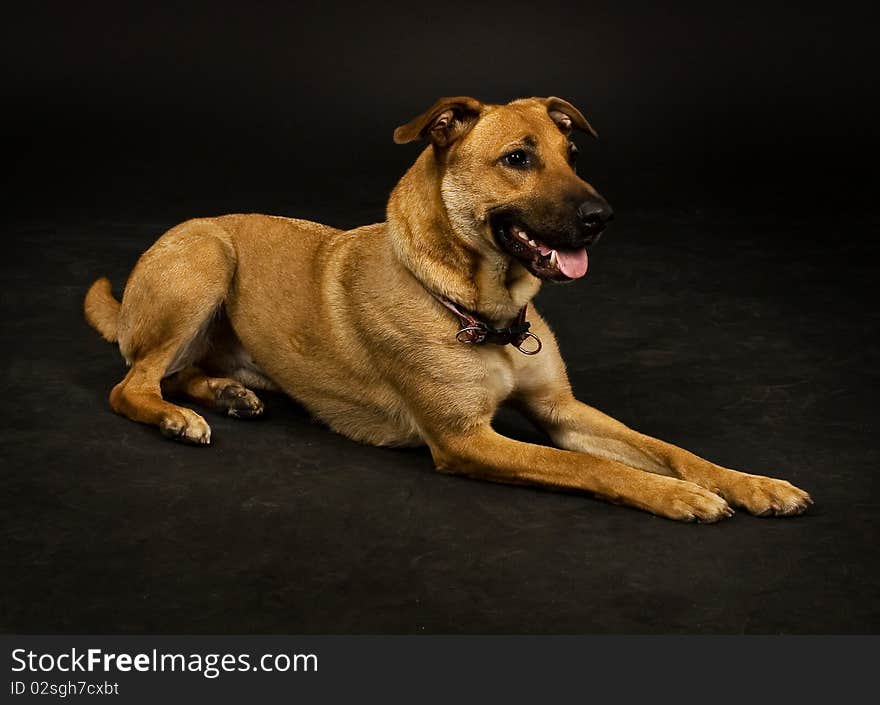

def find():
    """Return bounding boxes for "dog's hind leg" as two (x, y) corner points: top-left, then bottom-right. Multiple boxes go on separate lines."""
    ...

(110, 355), (214, 444)
(162, 366), (264, 419)
(108, 219), (237, 444)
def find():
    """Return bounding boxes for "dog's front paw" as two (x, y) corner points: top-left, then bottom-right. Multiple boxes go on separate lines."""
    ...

(650, 480), (735, 523)
(724, 475), (812, 517)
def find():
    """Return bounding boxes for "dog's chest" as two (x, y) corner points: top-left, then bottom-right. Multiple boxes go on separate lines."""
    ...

(480, 348), (517, 403)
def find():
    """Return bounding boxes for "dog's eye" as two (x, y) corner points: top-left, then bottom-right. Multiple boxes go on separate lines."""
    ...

(502, 150), (530, 169)
(568, 142), (579, 166)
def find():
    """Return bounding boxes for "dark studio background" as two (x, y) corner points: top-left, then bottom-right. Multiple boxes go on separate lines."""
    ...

(2, 0), (878, 633)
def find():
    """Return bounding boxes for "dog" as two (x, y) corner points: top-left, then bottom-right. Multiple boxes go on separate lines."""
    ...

(83, 95), (812, 522)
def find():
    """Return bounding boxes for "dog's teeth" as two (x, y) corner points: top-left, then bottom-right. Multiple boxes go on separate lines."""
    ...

(550, 250), (558, 266)
(516, 231), (529, 241)
(528, 239), (537, 247)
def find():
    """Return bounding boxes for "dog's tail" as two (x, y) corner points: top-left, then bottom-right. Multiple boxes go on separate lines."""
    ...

(84, 277), (121, 343)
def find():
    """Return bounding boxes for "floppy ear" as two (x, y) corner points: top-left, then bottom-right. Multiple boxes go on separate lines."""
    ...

(544, 96), (598, 138)
(393, 96), (483, 148)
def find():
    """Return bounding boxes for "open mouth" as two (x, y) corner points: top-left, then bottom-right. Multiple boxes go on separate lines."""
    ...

(492, 217), (590, 282)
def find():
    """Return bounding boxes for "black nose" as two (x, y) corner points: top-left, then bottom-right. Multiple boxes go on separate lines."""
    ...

(577, 200), (614, 228)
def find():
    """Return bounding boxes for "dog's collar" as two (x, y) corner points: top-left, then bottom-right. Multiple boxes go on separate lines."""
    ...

(432, 294), (542, 355)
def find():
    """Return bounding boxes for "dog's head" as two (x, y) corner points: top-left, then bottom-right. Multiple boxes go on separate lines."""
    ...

(394, 96), (613, 282)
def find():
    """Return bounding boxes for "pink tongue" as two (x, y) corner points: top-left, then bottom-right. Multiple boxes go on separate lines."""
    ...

(554, 247), (589, 279)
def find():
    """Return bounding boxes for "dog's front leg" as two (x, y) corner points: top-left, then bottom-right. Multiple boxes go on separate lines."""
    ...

(427, 424), (734, 522)
(519, 394), (812, 517)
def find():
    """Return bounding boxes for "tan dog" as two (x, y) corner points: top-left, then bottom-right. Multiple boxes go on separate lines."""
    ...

(84, 96), (812, 522)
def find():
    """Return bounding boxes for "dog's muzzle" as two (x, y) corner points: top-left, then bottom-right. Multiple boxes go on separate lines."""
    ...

(575, 199), (614, 247)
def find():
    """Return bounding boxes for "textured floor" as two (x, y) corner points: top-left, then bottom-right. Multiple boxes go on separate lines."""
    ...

(1, 208), (878, 633)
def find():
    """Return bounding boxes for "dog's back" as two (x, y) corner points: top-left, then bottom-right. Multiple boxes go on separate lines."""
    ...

(83, 212), (430, 445)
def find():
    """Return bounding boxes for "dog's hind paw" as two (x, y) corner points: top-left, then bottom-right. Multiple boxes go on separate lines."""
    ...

(216, 384), (264, 419)
(159, 408), (212, 445)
